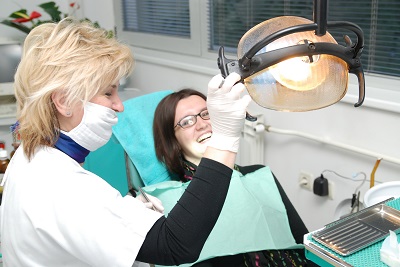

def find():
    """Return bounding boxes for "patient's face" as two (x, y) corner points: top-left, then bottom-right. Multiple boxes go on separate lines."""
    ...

(174, 95), (212, 166)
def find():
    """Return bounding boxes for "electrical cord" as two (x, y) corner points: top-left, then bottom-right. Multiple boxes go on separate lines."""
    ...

(321, 169), (382, 193)
(321, 169), (373, 212)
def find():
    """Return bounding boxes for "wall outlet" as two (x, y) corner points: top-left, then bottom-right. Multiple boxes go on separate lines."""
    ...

(299, 171), (313, 191)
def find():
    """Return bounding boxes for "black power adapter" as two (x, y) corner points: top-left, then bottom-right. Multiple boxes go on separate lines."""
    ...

(313, 174), (329, 196)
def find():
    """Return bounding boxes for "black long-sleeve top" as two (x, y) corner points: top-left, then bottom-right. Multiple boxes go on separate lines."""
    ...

(136, 157), (232, 265)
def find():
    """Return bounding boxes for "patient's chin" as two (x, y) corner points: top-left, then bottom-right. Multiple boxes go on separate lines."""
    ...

(197, 143), (208, 155)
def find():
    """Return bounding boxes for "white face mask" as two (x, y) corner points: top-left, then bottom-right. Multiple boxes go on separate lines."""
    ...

(62, 102), (118, 151)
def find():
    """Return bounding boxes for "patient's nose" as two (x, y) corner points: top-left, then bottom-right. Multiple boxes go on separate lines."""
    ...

(196, 116), (208, 129)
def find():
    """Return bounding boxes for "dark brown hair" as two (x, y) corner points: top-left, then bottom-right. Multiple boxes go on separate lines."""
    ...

(153, 88), (206, 177)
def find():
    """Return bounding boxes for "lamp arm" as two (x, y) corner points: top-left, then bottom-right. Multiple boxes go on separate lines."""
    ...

(313, 0), (328, 36)
(240, 21), (364, 69)
(327, 21), (365, 106)
(222, 43), (361, 79)
(327, 21), (364, 56)
(241, 21), (364, 69)
(241, 23), (318, 68)
(218, 42), (365, 107)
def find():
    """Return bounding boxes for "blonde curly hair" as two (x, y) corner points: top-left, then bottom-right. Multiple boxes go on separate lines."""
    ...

(14, 17), (134, 160)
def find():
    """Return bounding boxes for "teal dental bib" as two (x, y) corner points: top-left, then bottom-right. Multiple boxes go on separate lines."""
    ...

(142, 166), (301, 267)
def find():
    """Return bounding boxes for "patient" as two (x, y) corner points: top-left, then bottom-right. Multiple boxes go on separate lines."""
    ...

(153, 88), (316, 267)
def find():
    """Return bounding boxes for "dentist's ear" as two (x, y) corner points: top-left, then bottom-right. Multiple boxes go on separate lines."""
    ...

(52, 91), (72, 117)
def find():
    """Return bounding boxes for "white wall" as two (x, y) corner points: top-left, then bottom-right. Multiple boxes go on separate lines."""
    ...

(1, 0), (399, 231)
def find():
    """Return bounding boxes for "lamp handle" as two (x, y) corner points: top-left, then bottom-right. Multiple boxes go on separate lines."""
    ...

(351, 67), (365, 107)
(217, 47), (257, 122)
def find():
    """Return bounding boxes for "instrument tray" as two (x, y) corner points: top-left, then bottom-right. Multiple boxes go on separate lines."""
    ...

(312, 204), (400, 256)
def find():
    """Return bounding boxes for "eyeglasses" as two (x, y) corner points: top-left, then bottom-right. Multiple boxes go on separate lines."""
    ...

(174, 109), (210, 129)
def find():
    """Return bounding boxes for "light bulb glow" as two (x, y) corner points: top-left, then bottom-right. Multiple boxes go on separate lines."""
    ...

(269, 39), (326, 91)
(270, 57), (315, 91)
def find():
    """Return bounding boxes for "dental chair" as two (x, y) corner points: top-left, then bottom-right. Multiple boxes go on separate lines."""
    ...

(84, 90), (302, 267)
(83, 134), (143, 196)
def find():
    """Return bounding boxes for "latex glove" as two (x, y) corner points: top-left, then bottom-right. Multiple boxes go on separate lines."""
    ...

(206, 72), (251, 152)
(137, 193), (165, 213)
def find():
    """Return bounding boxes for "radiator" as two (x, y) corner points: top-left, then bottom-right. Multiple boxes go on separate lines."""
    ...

(237, 114), (265, 166)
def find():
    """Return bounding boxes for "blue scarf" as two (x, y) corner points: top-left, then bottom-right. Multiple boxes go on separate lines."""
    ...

(55, 132), (89, 163)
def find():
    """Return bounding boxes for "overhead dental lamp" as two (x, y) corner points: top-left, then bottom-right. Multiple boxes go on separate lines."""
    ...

(218, 0), (365, 115)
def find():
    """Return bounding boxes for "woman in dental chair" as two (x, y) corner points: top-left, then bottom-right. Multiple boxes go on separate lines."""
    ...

(153, 88), (317, 267)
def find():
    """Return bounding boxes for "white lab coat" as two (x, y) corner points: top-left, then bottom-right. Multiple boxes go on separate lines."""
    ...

(0, 145), (162, 267)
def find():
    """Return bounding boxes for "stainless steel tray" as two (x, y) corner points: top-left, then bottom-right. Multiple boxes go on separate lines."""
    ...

(312, 203), (400, 256)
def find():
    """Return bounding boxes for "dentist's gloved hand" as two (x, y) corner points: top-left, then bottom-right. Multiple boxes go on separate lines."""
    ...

(137, 193), (165, 213)
(206, 72), (251, 153)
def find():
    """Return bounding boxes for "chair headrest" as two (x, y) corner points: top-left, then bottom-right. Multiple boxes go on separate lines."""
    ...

(113, 90), (174, 185)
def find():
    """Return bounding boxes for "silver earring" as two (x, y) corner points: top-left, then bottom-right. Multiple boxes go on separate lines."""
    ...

(66, 111), (71, 116)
